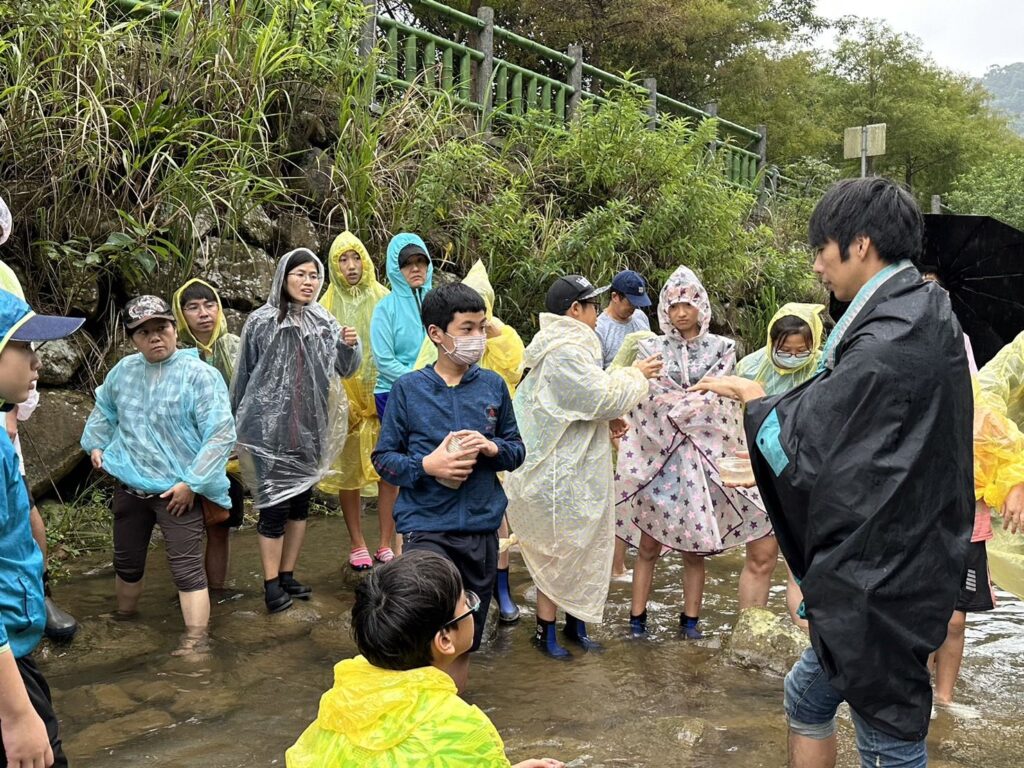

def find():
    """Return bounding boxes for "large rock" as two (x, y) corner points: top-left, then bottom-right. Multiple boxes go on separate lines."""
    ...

(197, 237), (276, 309)
(222, 307), (248, 336)
(21, 389), (95, 498)
(724, 607), (807, 677)
(239, 205), (276, 250)
(37, 333), (92, 386)
(277, 212), (321, 255)
(298, 148), (335, 206)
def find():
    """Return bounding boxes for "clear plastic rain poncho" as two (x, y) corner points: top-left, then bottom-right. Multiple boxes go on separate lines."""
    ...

(231, 249), (362, 509)
(0, 193), (11, 245)
(504, 313), (649, 623)
(735, 303), (825, 396)
(974, 329), (1024, 512)
(413, 260), (525, 395)
(171, 278), (241, 388)
(318, 232), (389, 493)
(81, 348), (236, 508)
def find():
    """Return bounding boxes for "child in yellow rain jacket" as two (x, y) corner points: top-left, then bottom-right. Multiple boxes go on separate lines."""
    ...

(286, 551), (562, 768)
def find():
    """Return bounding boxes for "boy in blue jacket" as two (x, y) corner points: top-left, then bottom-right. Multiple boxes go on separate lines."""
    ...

(372, 282), (525, 679)
(0, 289), (84, 767)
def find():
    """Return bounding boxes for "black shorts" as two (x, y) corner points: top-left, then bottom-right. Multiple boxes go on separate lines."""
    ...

(956, 540), (995, 613)
(256, 488), (313, 539)
(0, 656), (68, 767)
(403, 530), (498, 652)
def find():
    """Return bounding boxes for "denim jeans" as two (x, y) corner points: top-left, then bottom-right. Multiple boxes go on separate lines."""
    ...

(784, 647), (928, 768)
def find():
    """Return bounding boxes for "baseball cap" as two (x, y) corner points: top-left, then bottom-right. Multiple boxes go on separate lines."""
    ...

(545, 275), (609, 315)
(398, 243), (429, 268)
(0, 290), (84, 346)
(124, 295), (176, 330)
(610, 269), (652, 308)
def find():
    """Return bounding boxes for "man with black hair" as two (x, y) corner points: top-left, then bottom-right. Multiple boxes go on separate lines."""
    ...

(693, 177), (973, 767)
(286, 551), (561, 767)
(372, 282), (525, 683)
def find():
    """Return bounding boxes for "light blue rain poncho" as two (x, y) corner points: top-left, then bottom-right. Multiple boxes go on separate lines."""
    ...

(370, 233), (434, 395)
(81, 347), (236, 508)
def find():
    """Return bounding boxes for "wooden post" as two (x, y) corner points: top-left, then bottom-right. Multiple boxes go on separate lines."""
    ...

(358, 0), (378, 60)
(644, 77), (657, 129)
(476, 6), (494, 130)
(567, 43), (583, 120)
(931, 195), (942, 214)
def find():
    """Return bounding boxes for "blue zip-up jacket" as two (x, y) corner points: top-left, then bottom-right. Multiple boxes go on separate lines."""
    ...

(372, 365), (525, 533)
(370, 233), (434, 395)
(0, 429), (44, 659)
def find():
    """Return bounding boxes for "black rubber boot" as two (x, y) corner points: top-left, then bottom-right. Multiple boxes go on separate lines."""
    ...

(680, 613), (703, 640)
(264, 578), (293, 613)
(42, 571), (77, 642)
(494, 567), (520, 624)
(279, 571), (312, 599)
(533, 619), (572, 660)
(628, 610), (648, 638)
(563, 614), (603, 653)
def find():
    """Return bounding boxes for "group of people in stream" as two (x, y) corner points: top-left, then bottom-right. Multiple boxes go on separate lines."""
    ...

(1, 177), (1024, 767)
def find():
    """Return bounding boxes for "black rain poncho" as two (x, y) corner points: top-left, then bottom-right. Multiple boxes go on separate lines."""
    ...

(744, 265), (973, 741)
(232, 249), (362, 509)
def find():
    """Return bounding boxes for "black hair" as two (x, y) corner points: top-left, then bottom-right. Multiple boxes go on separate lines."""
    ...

(770, 315), (813, 350)
(420, 282), (486, 333)
(351, 551), (463, 671)
(278, 249), (318, 323)
(808, 177), (923, 264)
(179, 282), (217, 306)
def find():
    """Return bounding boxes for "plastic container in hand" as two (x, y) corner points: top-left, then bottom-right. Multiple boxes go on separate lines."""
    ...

(718, 456), (755, 487)
(437, 434), (477, 490)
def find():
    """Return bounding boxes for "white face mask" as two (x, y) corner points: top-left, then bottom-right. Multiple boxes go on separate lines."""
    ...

(441, 332), (486, 366)
(772, 350), (812, 370)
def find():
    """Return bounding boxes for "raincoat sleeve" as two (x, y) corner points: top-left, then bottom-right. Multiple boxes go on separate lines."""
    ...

(371, 378), (426, 488)
(479, 384), (525, 473)
(230, 320), (261, 413)
(975, 332), (1024, 511)
(481, 320), (525, 393)
(608, 331), (657, 370)
(547, 344), (649, 421)
(370, 304), (408, 388)
(334, 334), (362, 379)
(180, 369), (236, 499)
(81, 367), (121, 453)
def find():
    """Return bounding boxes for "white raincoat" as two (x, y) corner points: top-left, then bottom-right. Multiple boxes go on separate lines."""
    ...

(504, 313), (648, 622)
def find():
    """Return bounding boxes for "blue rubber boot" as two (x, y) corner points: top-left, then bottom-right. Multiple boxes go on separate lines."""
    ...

(680, 613), (703, 640)
(533, 619), (572, 660)
(628, 610), (648, 638)
(563, 614), (604, 653)
(494, 568), (520, 624)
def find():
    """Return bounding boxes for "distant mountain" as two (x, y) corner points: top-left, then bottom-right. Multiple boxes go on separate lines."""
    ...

(982, 63), (1024, 135)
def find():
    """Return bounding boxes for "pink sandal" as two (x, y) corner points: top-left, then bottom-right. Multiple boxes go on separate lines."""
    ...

(374, 547), (395, 564)
(349, 547), (373, 571)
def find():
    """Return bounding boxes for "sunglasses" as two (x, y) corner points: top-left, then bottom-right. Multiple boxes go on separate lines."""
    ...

(441, 590), (481, 631)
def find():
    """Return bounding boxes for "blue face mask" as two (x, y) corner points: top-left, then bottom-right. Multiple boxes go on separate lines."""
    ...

(773, 350), (811, 370)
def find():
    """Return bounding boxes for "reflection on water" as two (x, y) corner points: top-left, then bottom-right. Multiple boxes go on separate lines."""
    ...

(40, 514), (1024, 767)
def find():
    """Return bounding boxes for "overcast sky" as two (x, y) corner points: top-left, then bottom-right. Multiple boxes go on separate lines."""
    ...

(814, 0), (1023, 76)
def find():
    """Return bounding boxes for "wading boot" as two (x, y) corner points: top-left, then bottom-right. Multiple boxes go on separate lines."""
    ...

(680, 613), (703, 640)
(628, 610), (648, 638)
(279, 571), (312, 599)
(563, 614), (603, 653)
(43, 571), (77, 641)
(494, 567), (520, 624)
(264, 578), (293, 613)
(533, 619), (572, 660)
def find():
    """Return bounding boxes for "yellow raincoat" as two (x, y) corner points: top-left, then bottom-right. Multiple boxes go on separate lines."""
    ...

(413, 260), (525, 395)
(504, 314), (649, 623)
(735, 303), (825, 395)
(285, 655), (511, 767)
(318, 232), (390, 493)
(171, 278), (241, 388)
(0, 260), (24, 299)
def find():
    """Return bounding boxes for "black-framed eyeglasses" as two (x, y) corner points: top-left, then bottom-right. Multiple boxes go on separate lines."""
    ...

(441, 590), (481, 630)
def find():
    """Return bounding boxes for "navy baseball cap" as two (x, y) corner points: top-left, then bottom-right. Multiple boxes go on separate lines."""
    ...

(610, 270), (652, 308)
(545, 275), (609, 315)
(0, 290), (84, 346)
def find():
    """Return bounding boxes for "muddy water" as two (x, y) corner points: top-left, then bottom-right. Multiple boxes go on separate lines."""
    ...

(39, 512), (1024, 767)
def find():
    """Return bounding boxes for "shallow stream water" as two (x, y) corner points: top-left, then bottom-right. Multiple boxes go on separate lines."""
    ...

(38, 512), (1024, 767)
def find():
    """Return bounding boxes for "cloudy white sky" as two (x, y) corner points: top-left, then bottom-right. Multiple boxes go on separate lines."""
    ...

(814, 0), (1023, 76)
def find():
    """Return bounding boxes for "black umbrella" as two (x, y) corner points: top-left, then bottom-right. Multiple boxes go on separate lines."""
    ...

(919, 214), (1024, 368)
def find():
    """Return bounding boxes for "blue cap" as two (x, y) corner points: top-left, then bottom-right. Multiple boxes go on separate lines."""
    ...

(610, 270), (651, 308)
(0, 289), (84, 347)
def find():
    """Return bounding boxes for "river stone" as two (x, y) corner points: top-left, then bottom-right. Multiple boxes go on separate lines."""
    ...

(651, 715), (709, 748)
(724, 607), (807, 677)
(70, 709), (174, 755)
(197, 237), (275, 309)
(277, 212), (321, 255)
(310, 616), (354, 655)
(37, 335), (89, 385)
(239, 205), (276, 249)
(21, 389), (95, 498)
(37, 617), (165, 676)
(57, 683), (139, 718)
